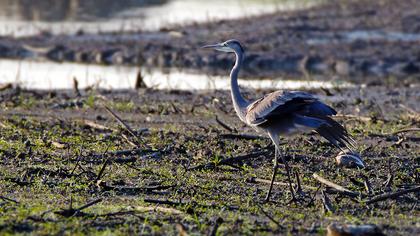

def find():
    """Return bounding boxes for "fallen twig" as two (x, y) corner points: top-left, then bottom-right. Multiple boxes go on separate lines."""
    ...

(96, 210), (139, 218)
(218, 133), (268, 140)
(383, 173), (394, 190)
(73, 77), (81, 97)
(104, 105), (142, 145)
(0, 195), (19, 204)
(51, 141), (67, 149)
(365, 186), (420, 204)
(55, 198), (102, 217)
(399, 104), (420, 119)
(362, 175), (374, 195)
(70, 157), (81, 176)
(144, 198), (183, 206)
(77, 198), (103, 211)
(106, 148), (159, 156)
(98, 182), (174, 194)
(5, 177), (33, 186)
(249, 177), (318, 191)
(51, 99), (84, 109)
(121, 133), (139, 148)
(135, 206), (184, 215)
(215, 116), (236, 132)
(170, 102), (183, 114)
(294, 170), (304, 194)
(83, 119), (116, 132)
(321, 190), (335, 213)
(392, 136), (405, 147)
(84, 156), (137, 164)
(334, 114), (373, 122)
(94, 145), (112, 182)
(144, 198), (239, 211)
(368, 132), (419, 143)
(389, 127), (420, 135)
(95, 158), (110, 182)
(313, 173), (361, 198)
(87, 148), (162, 158)
(135, 70), (147, 89)
(81, 148), (162, 163)
(188, 151), (268, 171)
(0, 83), (12, 91)
(306, 185), (322, 207)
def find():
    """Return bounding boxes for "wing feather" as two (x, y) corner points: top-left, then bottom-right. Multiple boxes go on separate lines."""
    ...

(245, 90), (355, 151)
(246, 90), (315, 125)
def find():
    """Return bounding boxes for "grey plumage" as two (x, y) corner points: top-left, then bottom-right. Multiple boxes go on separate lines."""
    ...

(246, 90), (355, 151)
(202, 39), (363, 202)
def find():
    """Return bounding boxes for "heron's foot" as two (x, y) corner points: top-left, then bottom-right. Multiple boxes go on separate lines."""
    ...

(288, 188), (312, 205)
(255, 194), (272, 204)
(261, 198), (272, 204)
(262, 191), (301, 205)
(288, 196), (309, 206)
(263, 194), (271, 204)
(286, 191), (299, 205)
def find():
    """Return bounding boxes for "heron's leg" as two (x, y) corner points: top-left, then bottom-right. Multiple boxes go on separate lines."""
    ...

(264, 147), (279, 202)
(279, 147), (297, 202)
(266, 132), (297, 202)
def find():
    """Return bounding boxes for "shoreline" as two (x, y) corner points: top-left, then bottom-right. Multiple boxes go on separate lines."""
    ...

(0, 0), (419, 81)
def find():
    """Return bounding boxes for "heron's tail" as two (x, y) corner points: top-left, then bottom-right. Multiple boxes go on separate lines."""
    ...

(293, 114), (355, 151)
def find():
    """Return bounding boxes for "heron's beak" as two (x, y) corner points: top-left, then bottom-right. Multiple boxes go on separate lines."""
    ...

(201, 43), (222, 49)
(201, 43), (232, 52)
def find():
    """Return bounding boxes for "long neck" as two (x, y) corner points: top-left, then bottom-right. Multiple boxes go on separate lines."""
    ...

(230, 51), (248, 121)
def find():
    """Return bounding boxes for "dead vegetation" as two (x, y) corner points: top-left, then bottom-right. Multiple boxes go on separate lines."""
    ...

(0, 85), (418, 235)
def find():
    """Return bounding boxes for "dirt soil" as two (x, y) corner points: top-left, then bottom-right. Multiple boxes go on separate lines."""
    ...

(0, 85), (418, 235)
(1, 0), (420, 82)
(0, 0), (419, 234)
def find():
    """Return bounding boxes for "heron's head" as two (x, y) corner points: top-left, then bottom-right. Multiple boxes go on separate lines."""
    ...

(202, 39), (244, 54)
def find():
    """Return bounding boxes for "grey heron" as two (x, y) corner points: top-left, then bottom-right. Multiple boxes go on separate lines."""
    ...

(202, 39), (365, 202)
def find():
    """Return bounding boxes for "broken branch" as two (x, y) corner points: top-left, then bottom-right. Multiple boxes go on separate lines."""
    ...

(313, 173), (361, 198)
(104, 105), (142, 145)
(188, 151), (268, 171)
(365, 186), (420, 204)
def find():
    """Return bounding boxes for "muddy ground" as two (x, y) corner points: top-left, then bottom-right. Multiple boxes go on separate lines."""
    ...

(0, 0), (419, 235)
(0, 85), (418, 235)
(1, 0), (420, 82)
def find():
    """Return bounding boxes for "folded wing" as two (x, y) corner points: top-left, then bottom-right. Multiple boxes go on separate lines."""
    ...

(245, 90), (355, 150)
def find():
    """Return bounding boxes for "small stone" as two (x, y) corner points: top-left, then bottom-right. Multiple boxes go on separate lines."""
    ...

(327, 223), (385, 236)
(335, 150), (365, 168)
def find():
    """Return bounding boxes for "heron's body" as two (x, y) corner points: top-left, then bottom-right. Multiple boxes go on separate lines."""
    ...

(245, 90), (353, 148)
(203, 39), (364, 201)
